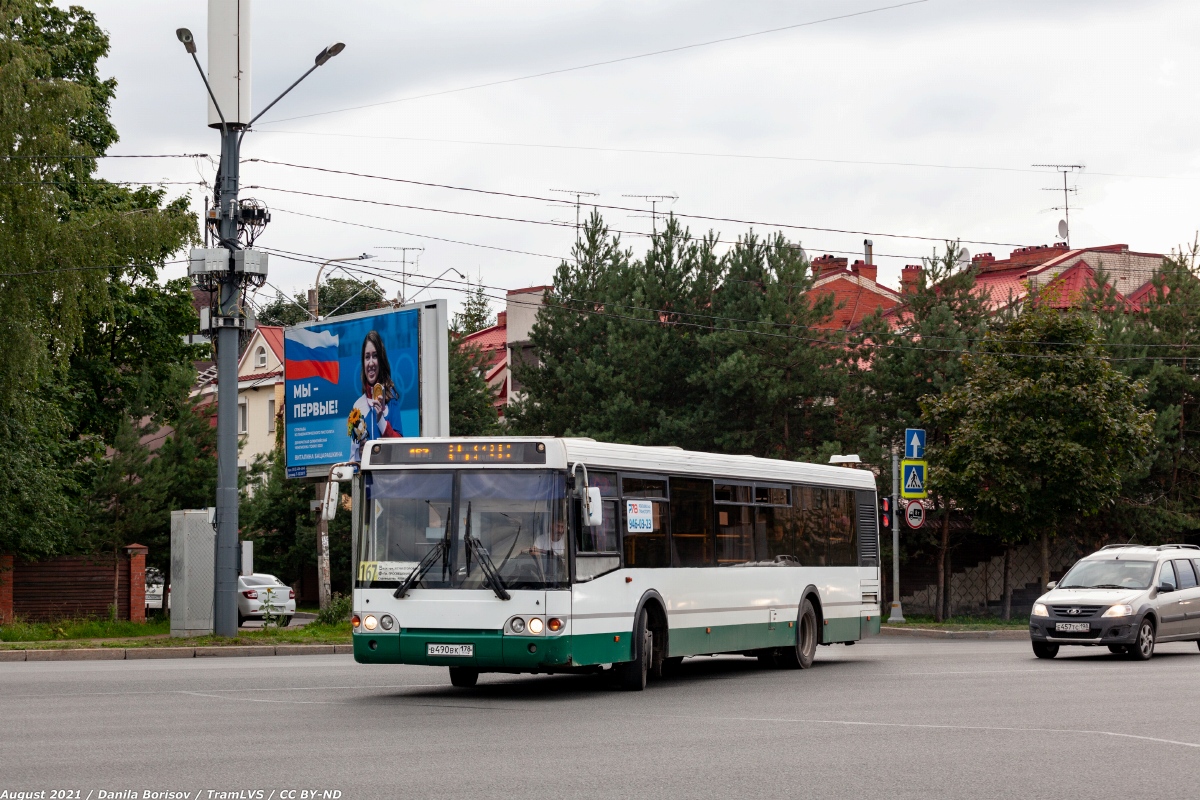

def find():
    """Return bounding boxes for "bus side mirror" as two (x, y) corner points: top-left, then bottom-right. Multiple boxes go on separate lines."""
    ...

(585, 487), (603, 527)
(330, 465), (354, 482)
(323, 481), (340, 521)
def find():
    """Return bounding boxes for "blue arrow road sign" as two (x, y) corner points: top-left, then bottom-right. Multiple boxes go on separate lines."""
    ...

(904, 428), (926, 459)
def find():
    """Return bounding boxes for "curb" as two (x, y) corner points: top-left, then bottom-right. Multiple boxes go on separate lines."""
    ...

(879, 625), (1028, 641)
(0, 644), (353, 662)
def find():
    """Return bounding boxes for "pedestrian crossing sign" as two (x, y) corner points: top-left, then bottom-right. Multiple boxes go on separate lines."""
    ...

(901, 459), (927, 499)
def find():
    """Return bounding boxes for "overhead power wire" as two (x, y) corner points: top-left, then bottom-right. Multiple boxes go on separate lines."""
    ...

(0, 153), (209, 160)
(246, 176), (1026, 248)
(270, 206), (565, 260)
(257, 131), (1183, 182)
(265, 247), (1199, 358)
(0, 259), (188, 278)
(258, 0), (930, 124)
(340, 263), (1191, 364)
(270, 204), (929, 263)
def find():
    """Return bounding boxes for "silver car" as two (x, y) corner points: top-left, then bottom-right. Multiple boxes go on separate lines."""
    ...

(237, 573), (297, 627)
(1029, 544), (1200, 660)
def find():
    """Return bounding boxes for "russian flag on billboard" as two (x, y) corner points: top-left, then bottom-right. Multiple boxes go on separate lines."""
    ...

(285, 328), (340, 384)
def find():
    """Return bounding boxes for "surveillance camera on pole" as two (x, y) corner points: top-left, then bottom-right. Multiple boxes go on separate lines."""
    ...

(175, 0), (346, 635)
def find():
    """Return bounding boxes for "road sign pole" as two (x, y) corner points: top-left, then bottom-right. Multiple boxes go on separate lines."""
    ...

(890, 450), (905, 623)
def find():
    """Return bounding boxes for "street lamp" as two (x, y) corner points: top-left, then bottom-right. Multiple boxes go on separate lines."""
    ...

(174, 20), (347, 637)
(406, 267), (467, 303)
(309, 253), (375, 319)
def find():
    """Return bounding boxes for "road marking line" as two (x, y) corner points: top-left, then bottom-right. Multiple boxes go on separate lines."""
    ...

(632, 713), (1200, 749)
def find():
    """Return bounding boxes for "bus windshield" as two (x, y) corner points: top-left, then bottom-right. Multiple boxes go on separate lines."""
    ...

(358, 470), (568, 591)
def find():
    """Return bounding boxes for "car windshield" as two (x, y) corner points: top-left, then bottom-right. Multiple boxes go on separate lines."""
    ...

(1058, 559), (1155, 590)
(358, 470), (568, 591)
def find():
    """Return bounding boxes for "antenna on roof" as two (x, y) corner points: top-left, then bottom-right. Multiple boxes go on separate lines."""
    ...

(1033, 163), (1085, 248)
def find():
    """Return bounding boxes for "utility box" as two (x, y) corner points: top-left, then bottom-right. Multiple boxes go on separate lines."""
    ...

(240, 540), (253, 576)
(170, 509), (215, 637)
(188, 248), (229, 277)
(232, 249), (268, 276)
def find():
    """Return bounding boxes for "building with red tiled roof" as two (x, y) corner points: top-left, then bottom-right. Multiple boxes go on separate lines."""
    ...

(808, 255), (902, 329)
(968, 243), (1163, 311)
(192, 324), (285, 472)
(460, 311), (510, 414)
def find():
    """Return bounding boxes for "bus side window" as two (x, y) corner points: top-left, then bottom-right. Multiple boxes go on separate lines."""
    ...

(670, 477), (714, 568)
(716, 505), (754, 565)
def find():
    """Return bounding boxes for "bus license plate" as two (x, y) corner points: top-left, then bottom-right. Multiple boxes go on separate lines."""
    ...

(427, 643), (474, 657)
(1055, 622), (1090, 633)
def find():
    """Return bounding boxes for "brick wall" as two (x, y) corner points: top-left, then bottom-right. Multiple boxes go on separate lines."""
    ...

(3, 545), (149, 623)
(0, 554), (12, 624)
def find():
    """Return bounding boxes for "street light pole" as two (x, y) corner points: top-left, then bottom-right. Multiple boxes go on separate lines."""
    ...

(176, 12), (345, 637)
(308, 254), (375, 320)
(304, 252), (372, 612)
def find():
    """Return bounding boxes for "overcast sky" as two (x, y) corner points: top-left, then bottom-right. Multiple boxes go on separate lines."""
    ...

(85, 0), (1199, 315)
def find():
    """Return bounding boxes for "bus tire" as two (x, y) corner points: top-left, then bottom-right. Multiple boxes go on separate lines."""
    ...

(614, 609), (651, 691)
(777, 598), (818, 670)
(449, 667), (479, 688)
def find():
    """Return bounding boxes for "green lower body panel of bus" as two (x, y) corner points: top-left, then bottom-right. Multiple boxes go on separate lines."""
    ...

(353, 617), (873, 669)
(353, 629), (633, 670)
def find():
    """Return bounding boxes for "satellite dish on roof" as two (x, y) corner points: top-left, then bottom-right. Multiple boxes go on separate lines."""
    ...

(957, 248), (970, 266)
(798, 246), (808, 263)
(1058, 219), (1069, 240)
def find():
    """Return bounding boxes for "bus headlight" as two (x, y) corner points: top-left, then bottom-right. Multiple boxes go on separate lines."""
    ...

(528, 617), (544, 635)
(510, 617), (526, 633)
(547, 618), (564, 632)
(380, 615), (395, 630)
(363, 615), (378, 631)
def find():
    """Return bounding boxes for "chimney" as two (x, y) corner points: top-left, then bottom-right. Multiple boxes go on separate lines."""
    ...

(972, 252), (996, 270)
(851, 259), (877, 283)
(812, 255), (848, 279)
(863, 238), (874, 266)
(901, 265), (921, 294)
(496, 310), (507, 327)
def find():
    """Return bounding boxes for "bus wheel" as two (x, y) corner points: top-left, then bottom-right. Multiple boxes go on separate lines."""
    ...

(777, 599), (818, 670)
(449, 667), (479, 688)
(614, 609), (651, 691)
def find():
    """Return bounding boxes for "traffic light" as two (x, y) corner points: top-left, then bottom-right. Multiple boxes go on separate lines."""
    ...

(879, 496), (892, 531)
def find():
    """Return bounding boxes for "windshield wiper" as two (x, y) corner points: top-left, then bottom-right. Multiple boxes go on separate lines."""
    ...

(1090, 584), (1127, 590)
(462, 502), (511, 601)
(394, 535), (449, 599)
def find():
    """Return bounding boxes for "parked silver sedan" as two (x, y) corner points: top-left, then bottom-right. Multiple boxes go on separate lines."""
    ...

(1029, 544), (1200, 660)
(237, 573), (296, 627)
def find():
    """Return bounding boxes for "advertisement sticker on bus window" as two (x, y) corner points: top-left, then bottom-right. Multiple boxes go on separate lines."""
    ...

(626, 500), (654, 533)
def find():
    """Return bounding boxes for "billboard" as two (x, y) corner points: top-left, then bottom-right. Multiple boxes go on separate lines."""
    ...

(284, 301), (449, 477)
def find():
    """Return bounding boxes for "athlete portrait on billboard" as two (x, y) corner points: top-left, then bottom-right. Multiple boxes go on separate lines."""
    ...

(348, 329), (404, 462)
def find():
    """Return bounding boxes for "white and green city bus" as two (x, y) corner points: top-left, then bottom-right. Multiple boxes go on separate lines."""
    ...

(350, 437), (882, 689)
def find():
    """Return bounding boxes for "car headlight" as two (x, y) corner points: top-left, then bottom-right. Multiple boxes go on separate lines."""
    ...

(1102, 604), (1133, 618)
(1032, 603), (1049, 618)
(363, 614), (378, 631)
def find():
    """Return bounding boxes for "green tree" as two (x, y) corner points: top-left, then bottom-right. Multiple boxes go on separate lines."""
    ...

(924, 305), (1155, 593)
(0, 1), (198, 558)
(845, 243), (992, 617)
(452, 277), (495, 334)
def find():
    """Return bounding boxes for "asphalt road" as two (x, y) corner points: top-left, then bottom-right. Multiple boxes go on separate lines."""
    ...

(3, 638), (1200, 799)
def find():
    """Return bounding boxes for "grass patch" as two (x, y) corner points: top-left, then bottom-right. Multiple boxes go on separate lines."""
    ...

(0, 619), (352, 650)
(886, 614), (1028, 631)
(0, 616), (171, 642)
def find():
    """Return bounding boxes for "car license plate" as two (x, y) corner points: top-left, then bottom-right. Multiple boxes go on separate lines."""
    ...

(1055, 622), (1091, 633)
(427, 643), (474, 657)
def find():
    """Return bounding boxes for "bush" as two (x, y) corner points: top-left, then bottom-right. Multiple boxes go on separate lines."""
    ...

(315, 593), (352, 626)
